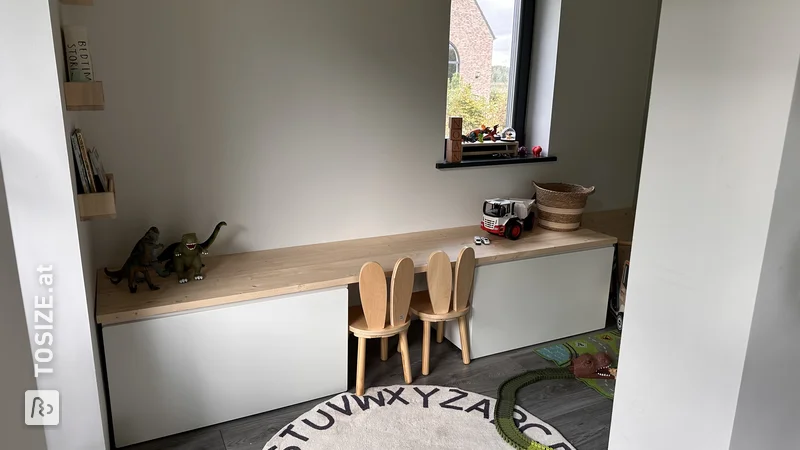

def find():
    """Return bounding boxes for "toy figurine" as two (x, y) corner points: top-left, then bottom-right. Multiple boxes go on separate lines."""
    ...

(462, 130), (479, 143)
(501, 127), (516, 141)
(104, 226), (164, 293)
(463, 124), (496, 143)
(532, 145), (543, 157)
(518, 146), (527, 157)
(157, 221), (227, 283)
(484, 124), (500, 142)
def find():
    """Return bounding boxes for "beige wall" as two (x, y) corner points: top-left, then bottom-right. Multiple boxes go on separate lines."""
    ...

(449, 0), (494, 98)
(544, 0), (660, 209)
(61, 0), (659, 270)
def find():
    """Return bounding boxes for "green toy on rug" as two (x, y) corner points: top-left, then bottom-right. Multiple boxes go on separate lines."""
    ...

(534, 329), (620, 399)
(494, 353), (616, 450)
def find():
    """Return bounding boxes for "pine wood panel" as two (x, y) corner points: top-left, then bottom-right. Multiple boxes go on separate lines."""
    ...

(96, 226), (616, 325)
(78, 174), (116, 220)
(426, 251), (453, 314)
(581, 208), (635, 243)
(348, 306), (411, 338)
(389, 257), (414, 326)
(453, 246), (476, 311)
(64, 81), (104, 110)
(357, 262), (387, 330)
(409, 291), (469, 321)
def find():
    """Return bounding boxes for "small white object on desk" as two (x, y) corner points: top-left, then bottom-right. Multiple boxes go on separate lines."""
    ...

(481, 237), (491, 245)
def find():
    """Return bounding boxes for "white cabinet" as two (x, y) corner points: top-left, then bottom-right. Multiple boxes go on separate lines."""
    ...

(103, 287), (349, 447)
(445, 247), (614, 358)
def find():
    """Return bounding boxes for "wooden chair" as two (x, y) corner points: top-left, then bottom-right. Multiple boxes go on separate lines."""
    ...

(410, 247), (476, 376)
(349, 257), (414, 396)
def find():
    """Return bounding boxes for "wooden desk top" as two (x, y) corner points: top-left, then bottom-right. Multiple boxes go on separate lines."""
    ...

(96, 226), (616, 325)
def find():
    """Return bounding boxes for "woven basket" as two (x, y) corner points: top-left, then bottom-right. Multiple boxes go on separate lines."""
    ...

(533, 181), (596, 232)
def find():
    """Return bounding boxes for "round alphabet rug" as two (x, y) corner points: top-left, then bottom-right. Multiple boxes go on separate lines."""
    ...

(263, 385), (575, 450)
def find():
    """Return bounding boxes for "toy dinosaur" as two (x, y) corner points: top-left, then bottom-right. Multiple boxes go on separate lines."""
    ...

(104, 227), (164, 293)
(462, 124), (501, 143)
(157, 221), (227, 284)
(495, 352), (617, 449)
(484, 124), (500, 142)
(149, 244), (170, 277)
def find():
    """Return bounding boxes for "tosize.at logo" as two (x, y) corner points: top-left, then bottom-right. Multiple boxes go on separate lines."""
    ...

(25, 390), (59, 426)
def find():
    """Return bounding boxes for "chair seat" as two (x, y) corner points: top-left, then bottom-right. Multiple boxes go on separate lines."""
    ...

(349, 306), (411, 338)
(409, 291), (470, 322)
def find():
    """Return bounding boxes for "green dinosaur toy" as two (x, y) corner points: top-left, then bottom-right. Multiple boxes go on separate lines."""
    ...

(104, 226), (164, 293)
(157, 221), (227, 284)
(495, 353), (615, 450)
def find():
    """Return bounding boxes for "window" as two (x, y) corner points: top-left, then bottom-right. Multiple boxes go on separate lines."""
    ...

(445, 0), (533, 145)
(448, 43), (460, 79)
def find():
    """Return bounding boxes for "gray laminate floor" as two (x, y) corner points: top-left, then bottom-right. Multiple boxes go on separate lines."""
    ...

(119, 323), (614, 450)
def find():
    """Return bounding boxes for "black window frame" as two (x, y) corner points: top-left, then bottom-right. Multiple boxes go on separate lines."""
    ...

(510, 0), (535, 147)
(448, 42), (460, 80)
(441, 0), (540, 167)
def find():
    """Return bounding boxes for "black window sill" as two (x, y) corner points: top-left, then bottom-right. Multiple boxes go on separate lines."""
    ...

(435, 156), (557, 169)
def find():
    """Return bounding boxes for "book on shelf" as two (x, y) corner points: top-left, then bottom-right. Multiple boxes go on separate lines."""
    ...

(62, 26), (95, 82)
(74, 129), (97, 192)
(89, 147), (108, 192)
(71, 129), (109, 194)
(70, 132), (90, 194)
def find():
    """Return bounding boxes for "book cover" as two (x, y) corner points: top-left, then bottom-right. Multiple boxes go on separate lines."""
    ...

(89, 147), (108, 192)
(62, 26), (94, 82)
(70, 132), (90, 194)
(75, 129), (97, 192)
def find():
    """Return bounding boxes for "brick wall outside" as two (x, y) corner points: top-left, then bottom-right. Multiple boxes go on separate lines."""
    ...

(449, 0), (494, 99)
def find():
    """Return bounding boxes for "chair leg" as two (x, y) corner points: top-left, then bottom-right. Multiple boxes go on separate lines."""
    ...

(436, 321), (445, 343)
(458, 316), (470, 365)
(422, 320), (431, 376)
(380, 337), (389, 362)
(399, 330), (412, 384)
(356, 337), (367, 396)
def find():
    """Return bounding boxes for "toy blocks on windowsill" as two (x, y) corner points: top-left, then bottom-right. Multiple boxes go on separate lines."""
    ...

(446, 117), (463, 163)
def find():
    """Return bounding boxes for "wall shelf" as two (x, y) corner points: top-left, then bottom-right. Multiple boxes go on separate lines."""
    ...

(436, 156), (557, 169)
(65, 81), (105, 111)
(60, 0), (93, 5)
(78, 174), (116, 221)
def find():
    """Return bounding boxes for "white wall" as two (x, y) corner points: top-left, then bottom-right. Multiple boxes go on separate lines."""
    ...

(526, 0), (561, 155)
(545, 0), (660, 212)
(729, 58), (800, 450)
(608, 0), (800, 449)
(0, 0), (107, 449)
(61, 0), (659, 268)
(0, 167), (47, 450)
(49, 0), (109, 445)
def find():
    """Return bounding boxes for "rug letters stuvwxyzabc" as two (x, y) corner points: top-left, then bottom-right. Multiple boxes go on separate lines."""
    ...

(263, 385), (575, 450)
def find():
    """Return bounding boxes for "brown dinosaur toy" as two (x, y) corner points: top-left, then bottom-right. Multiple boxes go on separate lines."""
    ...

(569, 352), (616, 379)
(104, 226), (163, 293)
(484, 124), (500, 142)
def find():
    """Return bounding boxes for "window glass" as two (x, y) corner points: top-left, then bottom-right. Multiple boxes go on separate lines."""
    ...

(446, 0), (520, 136)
